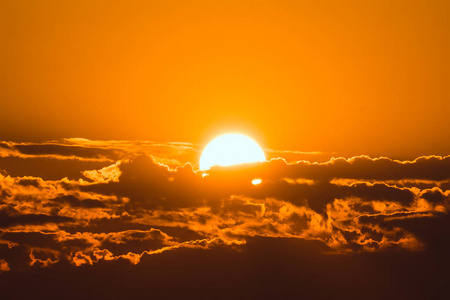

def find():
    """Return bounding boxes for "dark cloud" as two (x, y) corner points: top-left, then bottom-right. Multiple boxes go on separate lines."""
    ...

(0, 139), (449, 299)
(0, 142), (11, 150)
(16, 178), (42, 188)
(51, 195), (107, 209)
(100, 229), (173, 255)
(1, 236), (449, 300)
(0, 206), (74, 228)
(14, 144), (124, 160)
(206, 155), (450, 181)
(0, 156), (111, 180)
(420, 188), (448, 204)
(77, 155), (425, 216)
(0, 139), (200, 180)
(81, 155), (204, 210)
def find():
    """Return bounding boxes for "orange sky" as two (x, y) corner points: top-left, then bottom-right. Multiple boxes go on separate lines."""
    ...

(1, 0), (449, 159)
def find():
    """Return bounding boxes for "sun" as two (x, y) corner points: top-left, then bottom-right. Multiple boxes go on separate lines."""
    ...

(199, 133), (266, 170)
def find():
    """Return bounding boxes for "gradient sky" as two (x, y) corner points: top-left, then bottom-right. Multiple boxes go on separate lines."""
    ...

(1, 0), (449, 158)
(1, 1), (450, 299)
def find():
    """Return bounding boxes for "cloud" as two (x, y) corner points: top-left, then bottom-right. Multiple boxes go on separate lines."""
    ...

(0, 258), (9, 272)
(0, 139), (199, 180)
(51, 195), (107, 209)
(14, 144), (123, 160)
(0, 139), (449, 275)
(0, 206), (74, 229)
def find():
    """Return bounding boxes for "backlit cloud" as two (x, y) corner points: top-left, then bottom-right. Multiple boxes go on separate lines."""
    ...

(1, 139), (449, 275)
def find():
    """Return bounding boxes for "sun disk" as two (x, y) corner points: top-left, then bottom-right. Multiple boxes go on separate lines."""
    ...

(199, 133), (266, 170)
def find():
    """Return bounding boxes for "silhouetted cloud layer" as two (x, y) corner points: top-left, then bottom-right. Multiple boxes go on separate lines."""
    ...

(1, 139), (449, 270)
(0, 139), (449, 299)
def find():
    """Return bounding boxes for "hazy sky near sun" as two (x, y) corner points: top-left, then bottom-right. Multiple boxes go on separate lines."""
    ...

(1, 0), (449, 158)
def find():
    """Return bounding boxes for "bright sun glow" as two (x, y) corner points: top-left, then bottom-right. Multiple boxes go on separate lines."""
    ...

(252, 178), (262, 185)
(199, 133), (266, 170)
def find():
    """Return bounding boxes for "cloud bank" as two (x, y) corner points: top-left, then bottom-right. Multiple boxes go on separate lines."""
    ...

(1, 139), (449, 274)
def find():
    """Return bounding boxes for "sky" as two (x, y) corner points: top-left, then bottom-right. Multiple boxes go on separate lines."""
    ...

(1, 0), (449, 158)
(1, 1), (450, 299)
